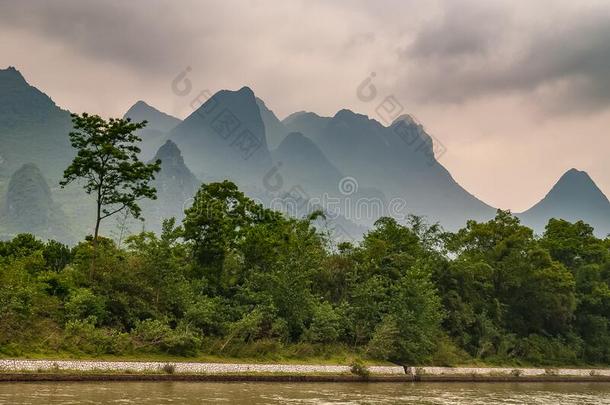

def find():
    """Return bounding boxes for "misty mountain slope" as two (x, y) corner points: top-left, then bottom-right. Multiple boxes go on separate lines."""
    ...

(168, 86), (272, 186)
(282, 111), (331, 143)
(256, 97), (288, 149)
(272, 132), (344, 194)
(141, 140), (200, 233)
(0, 67), (73, 181)
(0, 163), (73, 243)
(271, 131), (387, 226)
(519, 169), (610, 237)
(285, 108), (494, 230)
(123, 100), (182, 160)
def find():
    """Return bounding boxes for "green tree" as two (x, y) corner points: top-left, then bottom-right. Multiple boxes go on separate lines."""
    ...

(541, 219), (610, 362)
(443, 211), (576, 358)
(60, 113), (161, 242)
(182, 180), (281, 288)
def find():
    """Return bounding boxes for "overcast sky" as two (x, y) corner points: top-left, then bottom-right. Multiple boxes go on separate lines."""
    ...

(1, 0), (609, 211)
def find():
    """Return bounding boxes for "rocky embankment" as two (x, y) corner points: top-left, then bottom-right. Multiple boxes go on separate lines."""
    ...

(0, 360), (403, 375)
(1, 360), (610, 382)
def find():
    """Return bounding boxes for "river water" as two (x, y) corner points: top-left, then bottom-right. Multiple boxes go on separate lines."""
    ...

(1, 381), (610, 404)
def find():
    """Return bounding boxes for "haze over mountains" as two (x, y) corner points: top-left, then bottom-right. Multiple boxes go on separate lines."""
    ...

(141, 139), (200, 233)
(0, 66), (608, 243)
(0, 67), (72, 180)
(168, 86), (272, 186)
(0, 163), (72, 242)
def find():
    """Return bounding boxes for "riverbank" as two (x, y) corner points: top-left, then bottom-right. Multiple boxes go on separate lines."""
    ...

(2, 360), (610, 382)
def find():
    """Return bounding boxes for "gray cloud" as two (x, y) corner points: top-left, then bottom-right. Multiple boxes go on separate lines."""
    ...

(0, 0), (202, 75)
(408, 1), (509, 59)
(403, 1), (610, 113)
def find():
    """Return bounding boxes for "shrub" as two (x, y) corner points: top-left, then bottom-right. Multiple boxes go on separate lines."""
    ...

(430, 335), (470, 366)
(367, 316), (400, 361)
(350, 359), (370, 378)
(131, 319), (200, 356)
(163, 326), (201, 356)
(304, 302), (342, 343)
(62, 319), (117, 354)
(64, 288), (106, 324)
(544, 368), (558, 376)
(161, 363), (176, 374)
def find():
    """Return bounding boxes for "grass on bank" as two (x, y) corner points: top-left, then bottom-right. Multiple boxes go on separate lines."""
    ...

(0, 341), (395, 366)
(2, 343), (608, 369)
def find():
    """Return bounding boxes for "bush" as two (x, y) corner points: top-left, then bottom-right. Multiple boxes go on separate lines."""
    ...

(62, 319), (127, 355)
(131, 319), (200, 356)
(131, 319), (172, 349)
(304, 302), (342, 343)
(163, 326), (201, 356)
(367, 316), (400, 361)
(184, 296), (227, 336)
(161, 363), (176, 374)
(513, 334), (582, 365)
(350, 359), (370, 378)
(64, 288), (106, 324)
(431, 335), (470, 366)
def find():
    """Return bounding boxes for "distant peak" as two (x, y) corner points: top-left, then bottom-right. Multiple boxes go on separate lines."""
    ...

(255, 96), (268, 107)
(283, 110), (326, 122)
(16, 162), (42, 173)
(0, 66), (27, 84)
(155, 139), (182, 157)
(391, 114), (420, 126)
(207, 86), (258, 105)
(284, 131), (308, 142)
(563, 168), (587, 177)
(333, 109), (370, 122)
(237, 86), (255, 97)
(124, 100), (181, 131)
(133, 100), (150, 108)
(152, 139), (188, 168)
(557, 168), (594, 185)
(539, 168), (608, 205)
(277, 131), (329, 159)
(278, 131), (317, 149)
(125, 100), (158, 115)
(9, 163), (50, 194)
(334, 108), (357, 118)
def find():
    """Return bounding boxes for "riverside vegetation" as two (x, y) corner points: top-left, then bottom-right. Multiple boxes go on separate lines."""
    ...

(0, 199), (609, 366)
(1, 114), (609, 368)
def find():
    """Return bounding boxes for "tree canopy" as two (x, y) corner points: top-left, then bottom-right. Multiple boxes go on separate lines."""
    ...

(1, 182), (609, 366)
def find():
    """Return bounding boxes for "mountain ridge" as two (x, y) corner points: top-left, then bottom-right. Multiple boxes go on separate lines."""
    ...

(1, 66), (608, 239)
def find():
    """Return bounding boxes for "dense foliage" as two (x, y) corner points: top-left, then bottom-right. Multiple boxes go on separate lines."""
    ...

(1, 181), (609, 366)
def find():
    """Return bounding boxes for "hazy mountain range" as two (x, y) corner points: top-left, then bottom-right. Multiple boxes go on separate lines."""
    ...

(0, 66), (608, 243)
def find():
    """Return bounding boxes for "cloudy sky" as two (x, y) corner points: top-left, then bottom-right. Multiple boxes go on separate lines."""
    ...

(1, 0), (609, 211)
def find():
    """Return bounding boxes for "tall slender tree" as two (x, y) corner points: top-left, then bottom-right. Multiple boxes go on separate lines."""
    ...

(60, 113), (161, 242)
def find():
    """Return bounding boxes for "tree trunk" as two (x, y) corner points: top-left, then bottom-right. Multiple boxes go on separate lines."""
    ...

(90, 199), (102, 280)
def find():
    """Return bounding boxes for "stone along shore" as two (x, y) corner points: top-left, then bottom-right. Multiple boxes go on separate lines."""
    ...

(1, 360), (610, 382)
